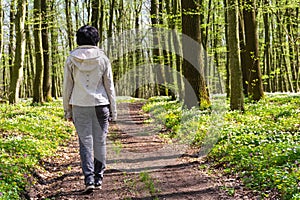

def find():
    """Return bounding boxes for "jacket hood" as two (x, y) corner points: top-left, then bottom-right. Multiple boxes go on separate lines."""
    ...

(69, 45), (105, 72)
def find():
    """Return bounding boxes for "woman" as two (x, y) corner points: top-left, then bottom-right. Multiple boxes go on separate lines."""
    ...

(63, 25), (117, 193)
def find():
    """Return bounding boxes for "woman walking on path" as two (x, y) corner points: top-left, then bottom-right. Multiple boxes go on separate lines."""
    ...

(63, 25), (117, 193)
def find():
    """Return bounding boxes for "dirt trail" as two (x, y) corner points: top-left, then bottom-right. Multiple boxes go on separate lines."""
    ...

(28, 102), (255, 200)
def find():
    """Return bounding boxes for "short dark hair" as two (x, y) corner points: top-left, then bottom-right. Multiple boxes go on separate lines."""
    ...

(76, 25), (100, 46)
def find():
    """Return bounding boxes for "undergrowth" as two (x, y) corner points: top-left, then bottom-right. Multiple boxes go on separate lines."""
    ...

(0, 99), (74, 199)
(142, 94), (300, 199)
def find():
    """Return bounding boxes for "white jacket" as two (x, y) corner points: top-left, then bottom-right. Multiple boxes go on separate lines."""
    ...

(63, 45), (117, 120)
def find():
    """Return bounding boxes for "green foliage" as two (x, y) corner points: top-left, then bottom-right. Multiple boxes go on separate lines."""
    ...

(143, 94), (300, 199)
(142, 96), (211, 146)
(139, 171), (158, 198)
(0, 99), (74, 199)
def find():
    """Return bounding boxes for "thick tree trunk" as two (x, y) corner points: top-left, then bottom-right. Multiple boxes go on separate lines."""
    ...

(243, 0), (264, 101)
(228, 0), (244, 111)
(181, 0), (210, 109)
(91, 0), (100, 30)
(9, 0), (27, 104)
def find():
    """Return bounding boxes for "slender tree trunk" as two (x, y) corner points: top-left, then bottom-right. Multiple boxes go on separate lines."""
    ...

(9, 0), (27, 104)
(50, 0), (59, 99)
(151, 0), (164, 96)
(65, 0), (74, 50)
(286, 6), (298, 92)
(171, 0), (183, 99)
(74, 0), (80, 31)
(134, 0), (142, 98)
(32, 0), (44, 103)
(296, 8), (300, 92)
(99, 0), (104, 42)
(181, 0), (210, 109)
(25, 6), (34, 98)
(228, 0), (244, 111)
(107, 0), (115, 55)
(224, 0), (230, 97)
(263, 0), (271, 92)
(165, 0), (175, 99)
(239, 6), (248, 96)
(0, 0), (2, 64)
(8, 0), (16, 89)
(200, 0), (211, 82)
(0, 0), (4, 95)
(41, 0), (52, 101)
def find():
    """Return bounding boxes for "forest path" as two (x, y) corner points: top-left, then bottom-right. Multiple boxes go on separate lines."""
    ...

(28, 101), (253, 200)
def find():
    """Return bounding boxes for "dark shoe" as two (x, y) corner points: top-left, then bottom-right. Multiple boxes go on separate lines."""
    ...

(94, 178), (102, 189)
(83, 181), (95, 193)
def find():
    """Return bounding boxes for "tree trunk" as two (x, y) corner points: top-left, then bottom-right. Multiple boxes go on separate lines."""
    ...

(32, 0), (44, 103)
(65, 0), (74, 50)
(0, 0), (2, 64)
(0, 0), (4, 95)
(296, 8), (300, 92)
(151, 0), (164, 96)
(8, 0), (16, 89)
(107, 0), (115, 55)
(9, 0), (27, 104)
(91, 0), (100, 30)
(263, 0), (271, 92)
(41, 0), (52, 101)
(25, 6), (34, 98)
(239, 7), (248, 96)
(181, 0), (210, 109)
(50, 0), (59, 99)
(243, 0), (264, 101)
(228, 0), (244, 111)
(223, 0), (230, 97)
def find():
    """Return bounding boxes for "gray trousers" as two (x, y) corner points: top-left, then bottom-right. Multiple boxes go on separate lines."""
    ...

(72, 105), (109, 184)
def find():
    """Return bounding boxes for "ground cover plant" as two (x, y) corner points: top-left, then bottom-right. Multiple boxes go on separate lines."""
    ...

(142, 94), (300, 199)
(0, 100), (74, 199)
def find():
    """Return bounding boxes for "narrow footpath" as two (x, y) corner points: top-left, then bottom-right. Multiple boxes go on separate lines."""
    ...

(28, 102), (258, 200)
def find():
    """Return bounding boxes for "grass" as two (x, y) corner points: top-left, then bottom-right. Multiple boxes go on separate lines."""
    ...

(0, 94), (299, 199)
(142, 94), (300, 199)
(0, 99), (74, 199)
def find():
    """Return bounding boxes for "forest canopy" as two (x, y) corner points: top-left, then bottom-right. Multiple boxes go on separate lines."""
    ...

(0, 0), (299, 108)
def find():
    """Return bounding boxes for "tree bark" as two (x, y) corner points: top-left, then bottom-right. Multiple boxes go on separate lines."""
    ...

(25, 6), (34, 98)
(91, 0), (100, 30)
(263, 0), (271, 92)
(0, 0), (4, 95)
(50, 0), (59, 99)
(151, 0), (164, 96)
(9, 0), (27, 104)
(65, 0), (74, 50)
(243, 0), (264, 101)
(8, 0), (16, 90)
(181, 0), (210, 109)
(32, 0), (44, 103)
(41, 0), (52, 101)
(228, 0), (244, 111)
